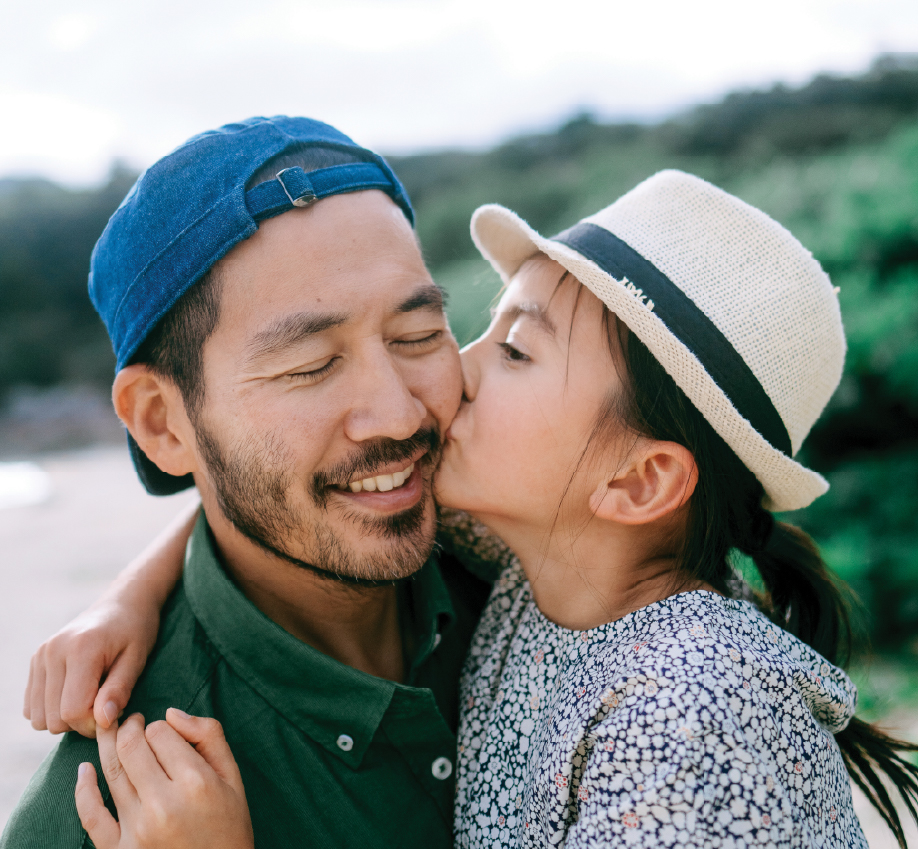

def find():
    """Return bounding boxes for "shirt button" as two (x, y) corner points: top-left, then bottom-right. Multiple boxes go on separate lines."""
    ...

(431, 756), (453, 780)
(336, 734), (354, 752)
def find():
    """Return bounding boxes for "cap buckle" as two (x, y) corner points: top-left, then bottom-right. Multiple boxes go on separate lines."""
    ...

(276, 167), (316, 208)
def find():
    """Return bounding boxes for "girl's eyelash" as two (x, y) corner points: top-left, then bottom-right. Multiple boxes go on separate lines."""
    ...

(498, 342), (530, 362)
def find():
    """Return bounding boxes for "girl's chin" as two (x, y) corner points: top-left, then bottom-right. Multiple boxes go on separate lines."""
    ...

(432, 475), (463, 510)
(432, 459), (472, 511)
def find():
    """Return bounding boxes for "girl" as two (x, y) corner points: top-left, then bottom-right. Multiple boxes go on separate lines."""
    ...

(35, 171), (918, 847)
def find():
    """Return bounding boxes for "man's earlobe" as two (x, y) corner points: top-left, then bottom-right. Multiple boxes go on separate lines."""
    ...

(589, 441), (698, 526)
(112, 366), (198, 478)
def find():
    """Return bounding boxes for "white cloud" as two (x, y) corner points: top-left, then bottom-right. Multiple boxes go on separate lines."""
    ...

(48, 12), (100, 52)
(0, 0), (915, 183)
(0, 86), (122, 183)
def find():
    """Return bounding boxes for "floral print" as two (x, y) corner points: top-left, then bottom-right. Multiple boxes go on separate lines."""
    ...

(453, 558), (866, 848)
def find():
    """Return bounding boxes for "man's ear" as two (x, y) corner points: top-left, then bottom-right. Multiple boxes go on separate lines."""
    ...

(589, 440), (698, 526)
(112, 365), (198, 478)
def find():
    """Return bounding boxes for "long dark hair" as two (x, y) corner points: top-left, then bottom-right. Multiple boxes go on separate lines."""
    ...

(609, 315), (918, 846)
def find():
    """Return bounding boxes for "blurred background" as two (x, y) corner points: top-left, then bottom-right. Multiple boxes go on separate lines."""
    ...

(1, 0), (917, 843)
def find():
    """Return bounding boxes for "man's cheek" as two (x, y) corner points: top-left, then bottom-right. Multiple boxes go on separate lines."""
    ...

(429, 364), (464, 424)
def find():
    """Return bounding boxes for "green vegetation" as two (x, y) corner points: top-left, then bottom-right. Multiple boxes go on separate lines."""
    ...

(0, 165), (137, 390)
(1, 56), (916, 657)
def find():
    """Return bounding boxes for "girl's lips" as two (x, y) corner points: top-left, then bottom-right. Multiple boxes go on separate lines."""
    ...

(332, 462), (425, 514)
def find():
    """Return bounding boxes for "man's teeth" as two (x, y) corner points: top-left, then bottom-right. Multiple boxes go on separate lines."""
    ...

(342, 463), (414, 494)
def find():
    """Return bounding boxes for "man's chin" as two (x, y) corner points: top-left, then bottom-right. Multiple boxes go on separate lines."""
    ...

(323, 498), (438, 582)
(252, 497), (437, 587)
(197, 418), (440, 586)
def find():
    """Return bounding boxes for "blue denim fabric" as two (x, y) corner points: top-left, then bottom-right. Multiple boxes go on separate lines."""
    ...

(89, 115), (414, 371)
(87, 115), (415, 495)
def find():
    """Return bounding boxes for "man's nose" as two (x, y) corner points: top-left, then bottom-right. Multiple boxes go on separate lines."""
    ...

(343, 348), (426, 443)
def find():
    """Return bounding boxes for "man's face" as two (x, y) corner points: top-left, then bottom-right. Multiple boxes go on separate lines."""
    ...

(190, 190), (462, 583)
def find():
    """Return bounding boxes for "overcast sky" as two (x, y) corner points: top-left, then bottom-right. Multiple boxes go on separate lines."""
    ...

(2, 0), (917, 185)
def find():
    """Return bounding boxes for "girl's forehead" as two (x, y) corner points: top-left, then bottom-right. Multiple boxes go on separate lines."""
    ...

(510, 256), (568, 291)
(504, 258), (604, 325)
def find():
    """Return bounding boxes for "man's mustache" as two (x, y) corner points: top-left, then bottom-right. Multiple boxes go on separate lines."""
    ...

(312, 425), (442, 495)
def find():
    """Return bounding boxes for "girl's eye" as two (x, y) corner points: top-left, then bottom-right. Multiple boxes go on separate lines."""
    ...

(289, 358), (338, 382)
(394, 330), (443, 348)
(498, 342), (530, 363)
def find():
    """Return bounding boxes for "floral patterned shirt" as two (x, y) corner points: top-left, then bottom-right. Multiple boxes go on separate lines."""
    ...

(453, 558), (866, 848)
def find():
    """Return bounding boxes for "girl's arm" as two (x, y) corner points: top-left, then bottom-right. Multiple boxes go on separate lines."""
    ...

(24, 497), (199, 738)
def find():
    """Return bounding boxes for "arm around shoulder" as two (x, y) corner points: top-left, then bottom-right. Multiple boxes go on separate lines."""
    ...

(23, 498), (199, 738)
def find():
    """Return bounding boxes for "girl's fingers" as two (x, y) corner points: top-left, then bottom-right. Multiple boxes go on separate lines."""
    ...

(93, 648), (144, 730)
(28, 648), (48, 730)
(166, 709), (246, 792)
(112, 713), (171, 799)
(59, 652), (108, 739)
(43, 655), (70, 735)
(96, 718), (139, 814)
(142, 719), (211, 782)
(23, 654), (36, 722)
(74, 763), (121, 849)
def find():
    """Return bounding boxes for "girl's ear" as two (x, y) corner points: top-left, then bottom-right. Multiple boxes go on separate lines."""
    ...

(112, 365), (199, 479)
(589, 440), (698, 526)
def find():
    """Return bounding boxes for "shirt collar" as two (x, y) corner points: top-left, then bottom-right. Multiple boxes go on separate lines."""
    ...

(183, 513), (455, 768)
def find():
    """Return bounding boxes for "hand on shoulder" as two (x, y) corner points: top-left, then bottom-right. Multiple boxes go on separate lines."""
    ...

(24, 500), (198, 737)
(23, 591), (161, 738)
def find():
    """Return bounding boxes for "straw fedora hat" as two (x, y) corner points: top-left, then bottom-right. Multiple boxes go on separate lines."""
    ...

(470, 170), (845, 512)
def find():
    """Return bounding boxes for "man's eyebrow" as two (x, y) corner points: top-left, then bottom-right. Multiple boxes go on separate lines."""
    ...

(492, 301), (556, 336)
(244, 311), (348, 366)
(396, 284), (447, 314)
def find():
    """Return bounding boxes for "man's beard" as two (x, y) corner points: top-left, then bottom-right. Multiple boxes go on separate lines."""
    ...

(195, 422), (442, 587)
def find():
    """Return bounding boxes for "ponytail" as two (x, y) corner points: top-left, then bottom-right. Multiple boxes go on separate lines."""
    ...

(742, 516), (850, 666)
(838, 719), (918, 848)
(611, 318), (918, 848)
(744, 516), (918, 849)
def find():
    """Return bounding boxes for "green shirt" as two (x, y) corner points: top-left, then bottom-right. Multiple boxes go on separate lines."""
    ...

(1, 514), (491, 849)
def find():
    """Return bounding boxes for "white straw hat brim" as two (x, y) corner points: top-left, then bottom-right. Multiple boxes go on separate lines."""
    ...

(470, 203), (830, 513)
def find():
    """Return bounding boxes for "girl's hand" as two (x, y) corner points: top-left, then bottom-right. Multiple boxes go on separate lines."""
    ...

(23, 500), (199, 738)
(74, 709), (255, 849)
(23, 591), (160, 737)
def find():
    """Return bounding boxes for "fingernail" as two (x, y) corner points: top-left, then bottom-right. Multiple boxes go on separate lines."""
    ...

(103, 701), (117, 724)
(78, 762), (89, 778)
(170, 707), (190, 719)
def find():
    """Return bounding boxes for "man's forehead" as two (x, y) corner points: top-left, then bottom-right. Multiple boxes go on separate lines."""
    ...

(222, 191), (421, 273)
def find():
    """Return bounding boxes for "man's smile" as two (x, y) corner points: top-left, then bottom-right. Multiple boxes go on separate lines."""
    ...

(337, 460), (416, 493)
(330, 454), (427, 513)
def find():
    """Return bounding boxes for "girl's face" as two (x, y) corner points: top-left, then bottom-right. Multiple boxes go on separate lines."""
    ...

(436, 257), (625, 537)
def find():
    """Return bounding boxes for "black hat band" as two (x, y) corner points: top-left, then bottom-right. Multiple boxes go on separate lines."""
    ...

(554, 222), (793, 456)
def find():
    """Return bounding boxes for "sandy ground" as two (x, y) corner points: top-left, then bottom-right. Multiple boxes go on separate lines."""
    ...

(0, 447), (915, 846)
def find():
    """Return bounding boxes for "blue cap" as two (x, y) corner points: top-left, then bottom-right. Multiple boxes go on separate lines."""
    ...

(88, 115), (415, 495)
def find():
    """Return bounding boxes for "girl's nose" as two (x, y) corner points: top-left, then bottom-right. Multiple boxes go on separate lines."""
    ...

(458, 338), (484, 403)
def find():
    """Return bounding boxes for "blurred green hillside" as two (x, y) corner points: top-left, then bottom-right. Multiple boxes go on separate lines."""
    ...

(1, 55), (917, 654)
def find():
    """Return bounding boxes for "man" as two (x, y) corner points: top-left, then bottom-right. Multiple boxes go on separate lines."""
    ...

(1, 117), (492, 848)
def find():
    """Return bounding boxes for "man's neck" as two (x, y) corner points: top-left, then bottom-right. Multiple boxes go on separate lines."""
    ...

(204, 507), (407, 683)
